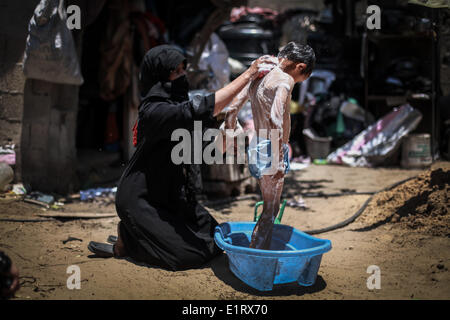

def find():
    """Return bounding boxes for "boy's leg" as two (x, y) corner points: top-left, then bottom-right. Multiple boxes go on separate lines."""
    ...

(249, 174), (284, 249)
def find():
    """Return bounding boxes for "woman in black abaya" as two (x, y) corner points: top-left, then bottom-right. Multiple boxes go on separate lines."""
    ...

(88, 45), (270, 270)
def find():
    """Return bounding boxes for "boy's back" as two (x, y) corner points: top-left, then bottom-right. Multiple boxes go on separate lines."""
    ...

(248, 65), (295, 144)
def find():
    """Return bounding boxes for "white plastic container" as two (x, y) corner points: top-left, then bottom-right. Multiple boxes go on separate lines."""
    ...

(401, 134), (432, 168)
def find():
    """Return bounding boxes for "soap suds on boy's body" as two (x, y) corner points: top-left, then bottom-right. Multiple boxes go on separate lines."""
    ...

(223, 42), (315, 249)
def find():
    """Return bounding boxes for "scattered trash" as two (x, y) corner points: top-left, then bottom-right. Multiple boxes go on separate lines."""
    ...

(289, 162), (309, 171)
(327, 104), (422, 167)
(0, 162), (14, 192)
(62, 237), (83, 245)
(287, 196), (309, 209)
(68, 193), (81, 201)
(79, 187), (117, 201)
(306, 93), (374, 150)
(23, 199), (49, 208)
(11, 183), (27, 195)
(23, 192), (55, 208)
(26, 192), (55, 204)
(291, 156), (311, 164)
(50, 202), (64, 210)
(313, 159), (328, 165)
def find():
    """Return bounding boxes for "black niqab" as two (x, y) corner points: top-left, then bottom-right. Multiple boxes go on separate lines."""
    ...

(139, 45), (188, 102)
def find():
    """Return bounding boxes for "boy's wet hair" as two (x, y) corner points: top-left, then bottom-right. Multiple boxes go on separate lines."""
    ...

(278, 42), (316, 75)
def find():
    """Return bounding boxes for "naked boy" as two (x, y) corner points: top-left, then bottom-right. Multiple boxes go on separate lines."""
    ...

(223, 42), (316, 249)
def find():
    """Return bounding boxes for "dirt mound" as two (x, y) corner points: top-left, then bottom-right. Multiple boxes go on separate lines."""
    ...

(357, 167), (450, 237)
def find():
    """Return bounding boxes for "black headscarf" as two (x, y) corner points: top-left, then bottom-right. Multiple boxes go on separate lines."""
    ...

(139, 45), (188, 103)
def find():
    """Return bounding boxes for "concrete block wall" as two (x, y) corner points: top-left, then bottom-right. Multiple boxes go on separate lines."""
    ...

(21, 79), (79, 194)
(0, 0), (81, 193)
(0, 0), (40, 181)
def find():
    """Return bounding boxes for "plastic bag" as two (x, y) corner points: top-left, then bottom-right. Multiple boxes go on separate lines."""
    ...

(327, 104), (422, 167)
(23, 0), (84, 85)
(198, 33), (230, 91)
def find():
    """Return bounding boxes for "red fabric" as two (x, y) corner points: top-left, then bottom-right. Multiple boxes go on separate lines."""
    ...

(131, 11), (166, 52)
(145, 12), (166, 35)
(132, 119), (138, 146)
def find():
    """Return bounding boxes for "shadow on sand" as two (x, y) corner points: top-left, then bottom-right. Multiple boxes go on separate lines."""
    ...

(208, 253), (327, 297)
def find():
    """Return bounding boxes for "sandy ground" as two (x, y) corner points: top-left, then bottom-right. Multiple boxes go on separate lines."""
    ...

(0, 161), (449, 300)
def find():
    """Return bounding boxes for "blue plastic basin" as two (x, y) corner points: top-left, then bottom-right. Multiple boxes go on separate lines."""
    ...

(214, 222), (332, 291)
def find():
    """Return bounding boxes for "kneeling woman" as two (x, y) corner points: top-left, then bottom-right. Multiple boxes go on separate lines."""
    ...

(88, 45), (271, 270)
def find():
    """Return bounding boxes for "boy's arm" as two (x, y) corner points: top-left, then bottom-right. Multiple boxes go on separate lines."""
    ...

(214, 55), (275, 117)
(223, 54), (277, 129)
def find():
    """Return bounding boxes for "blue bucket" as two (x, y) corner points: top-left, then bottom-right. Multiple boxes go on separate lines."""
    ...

(214, 222), (332, 291)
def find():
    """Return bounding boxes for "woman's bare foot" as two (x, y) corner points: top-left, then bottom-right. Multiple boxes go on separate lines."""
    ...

(113, 222), (128, 258)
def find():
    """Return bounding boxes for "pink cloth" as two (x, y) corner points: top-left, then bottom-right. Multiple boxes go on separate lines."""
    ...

(230, 6), (279, 22)
(0, 154), (15, 166)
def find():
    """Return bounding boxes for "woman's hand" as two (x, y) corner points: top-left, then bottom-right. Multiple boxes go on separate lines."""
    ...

(214, 55), (277, 116)
(246, 55), (278, 80)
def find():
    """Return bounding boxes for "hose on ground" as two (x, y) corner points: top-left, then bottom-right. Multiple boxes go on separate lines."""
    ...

(303, 175), (417, 235)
